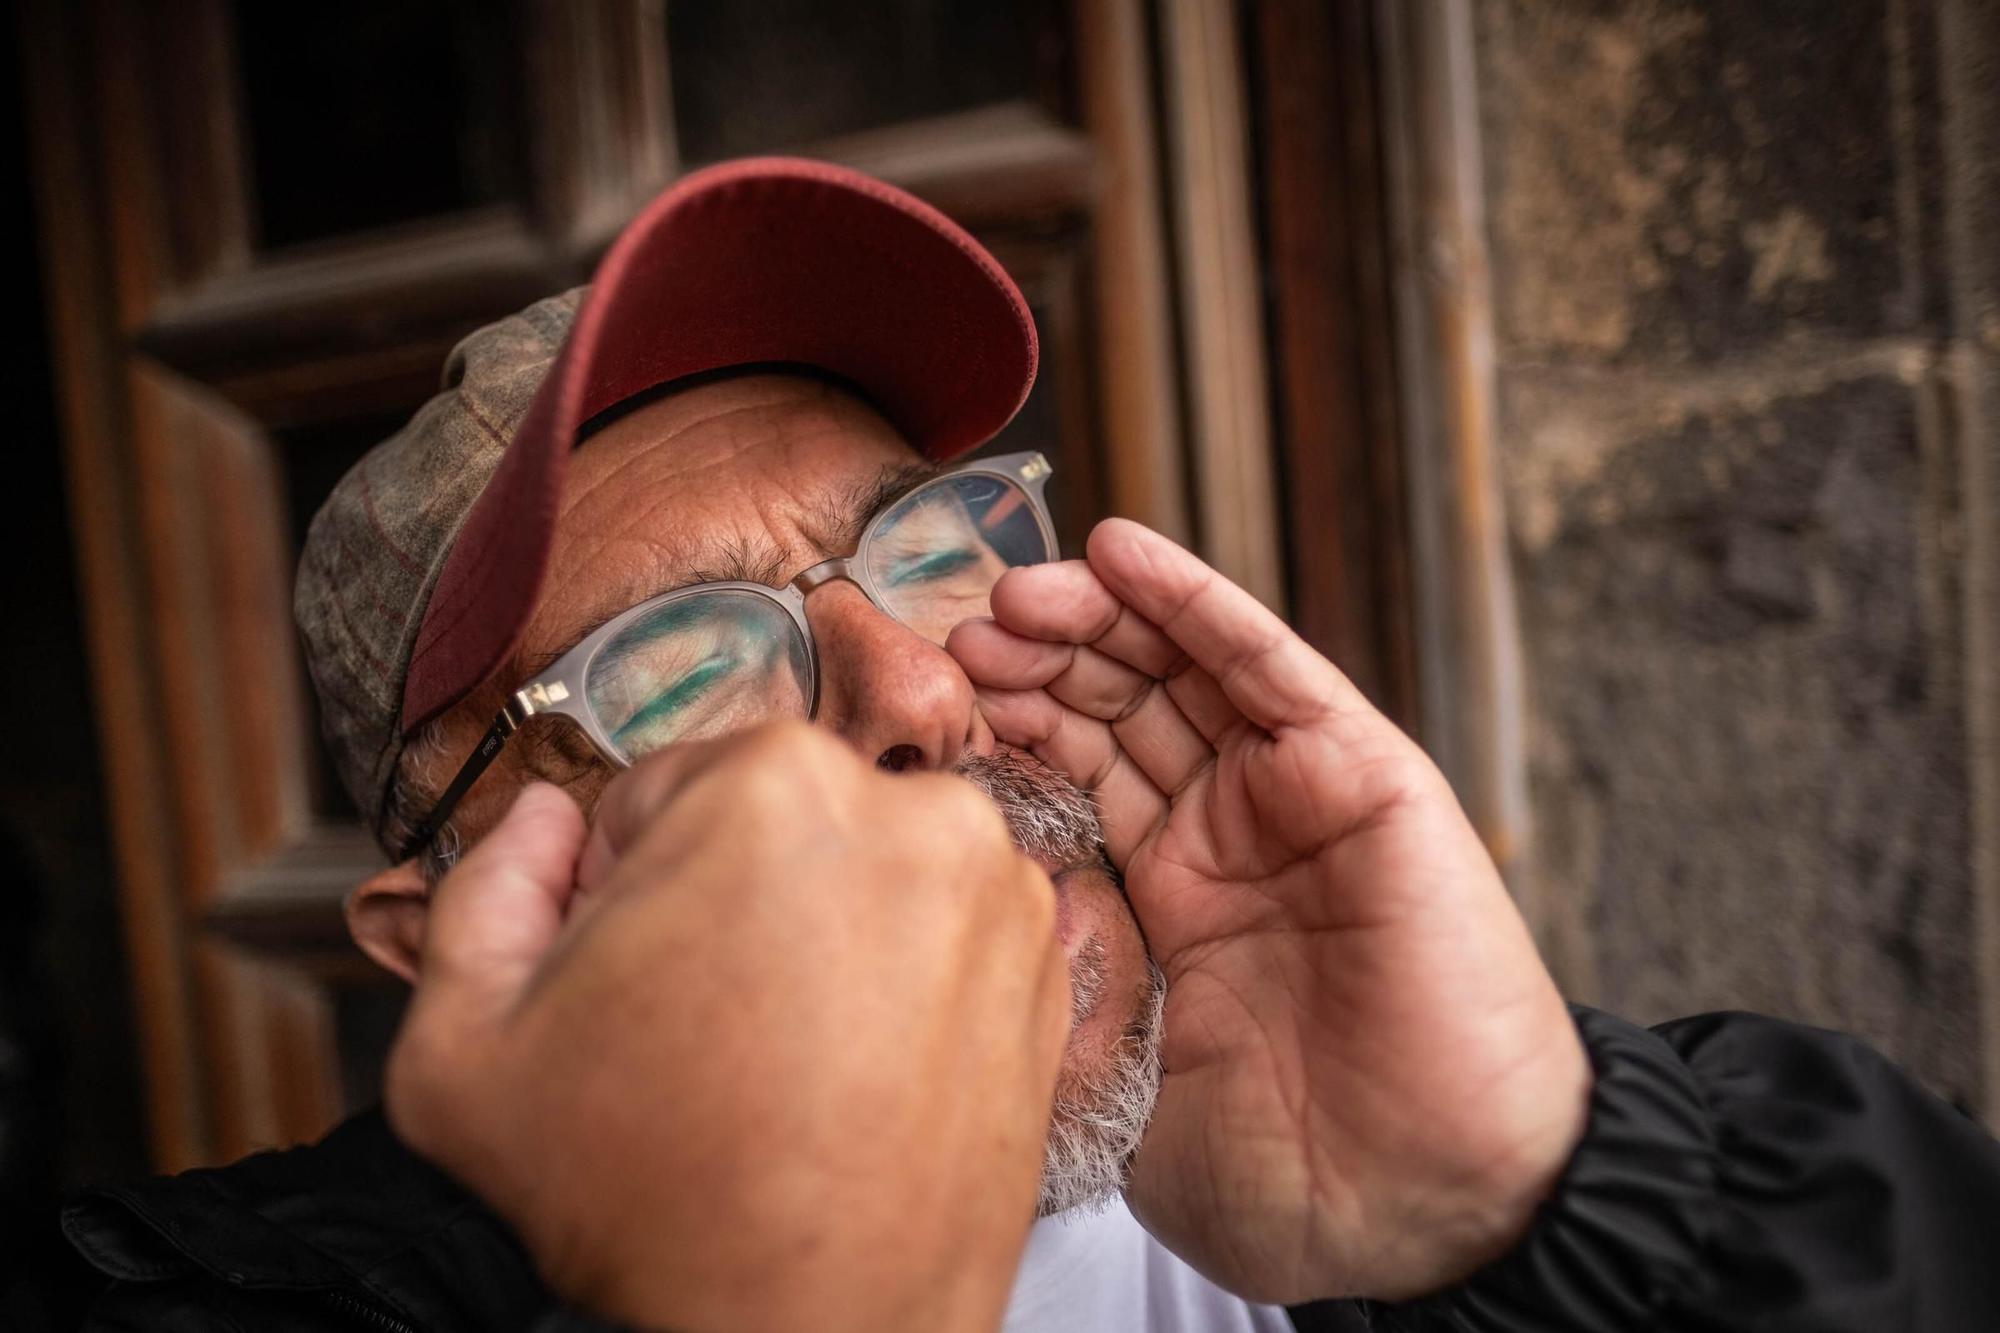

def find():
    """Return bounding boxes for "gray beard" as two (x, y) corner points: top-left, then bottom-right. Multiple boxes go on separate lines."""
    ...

(954, 752), (1167, 1218)
(1038, 956), (1166, 1217)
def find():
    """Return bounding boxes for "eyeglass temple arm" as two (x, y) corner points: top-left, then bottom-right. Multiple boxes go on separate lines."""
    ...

(396, 708), (520, 866)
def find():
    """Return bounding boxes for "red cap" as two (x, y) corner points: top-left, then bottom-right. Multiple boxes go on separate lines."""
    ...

(400, 158), (1039, 734)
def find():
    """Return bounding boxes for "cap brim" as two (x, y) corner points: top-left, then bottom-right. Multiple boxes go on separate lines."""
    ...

(401, 157), (1039, 734)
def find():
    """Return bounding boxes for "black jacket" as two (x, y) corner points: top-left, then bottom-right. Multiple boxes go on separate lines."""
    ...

(54, 1009), (2000, 1331)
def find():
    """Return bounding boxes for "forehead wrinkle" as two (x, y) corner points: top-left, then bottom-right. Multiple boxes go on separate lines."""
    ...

(516, 407), (932, 682)
(806, 460), (943, 553)
(517, 527), (791, 677)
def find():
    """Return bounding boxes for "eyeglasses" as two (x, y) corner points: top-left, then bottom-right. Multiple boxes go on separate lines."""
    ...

(398, 451), (1059, 863)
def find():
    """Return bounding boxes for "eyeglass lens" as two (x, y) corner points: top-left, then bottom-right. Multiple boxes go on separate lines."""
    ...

(865, 472), (1049, 643)
(584, 589), (813, 762)
(582, 471), (1051, 764)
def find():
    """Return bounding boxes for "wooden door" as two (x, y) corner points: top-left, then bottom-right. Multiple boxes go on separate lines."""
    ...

(25, 0), (1411, 1171)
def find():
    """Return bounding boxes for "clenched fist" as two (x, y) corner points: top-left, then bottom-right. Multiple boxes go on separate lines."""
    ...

(385, 722), (1072, 1332)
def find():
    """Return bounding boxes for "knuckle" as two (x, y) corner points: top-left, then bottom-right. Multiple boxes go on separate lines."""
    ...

(1360, 745), (1448, 810)
(725, 760), (797, 819)
(748, 719), (849, 775)
(724, 722), (845, 802)
(923, 773), (1014, 847)
(601, 744), (701, 834)
(700, 726), (883, 845)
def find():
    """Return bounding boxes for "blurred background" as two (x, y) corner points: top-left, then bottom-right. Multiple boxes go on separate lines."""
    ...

(4, 0), (1997, 1318)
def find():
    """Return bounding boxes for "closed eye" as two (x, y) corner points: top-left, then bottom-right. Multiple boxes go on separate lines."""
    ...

(611, 654), (737, 744)
(884, 547), (980, 586)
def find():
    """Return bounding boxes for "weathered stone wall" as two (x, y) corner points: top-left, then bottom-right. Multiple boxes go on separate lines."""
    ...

(1472, 0), (1991, 1112)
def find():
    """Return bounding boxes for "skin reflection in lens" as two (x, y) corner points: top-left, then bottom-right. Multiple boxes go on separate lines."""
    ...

(586, 593), (810, 760)
(581, 475), (1048, 757)
(868, 476), (1048, 644)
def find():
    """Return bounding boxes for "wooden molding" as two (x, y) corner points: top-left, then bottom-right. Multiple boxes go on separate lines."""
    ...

(800, 102), (1096, 228)
(1249, 0), (1417, 728)
(1072, 0), (1191, 546)
(528, 0), (675, 251)
(122, 363), (341, 1160)
(23, 0), (211, 1168)
(136, 211), (567, 423)
(1159, 0), (1285, 612)
(25, 0), (1269, 1166)
(206, 824), (386, 975)
(29, 0), (356, 1164)
(972, 230), (1109, 551)
(88, 0), (252, 319)
(1936, 0), (2000, 1125)
(1374, 0), (1536, 896)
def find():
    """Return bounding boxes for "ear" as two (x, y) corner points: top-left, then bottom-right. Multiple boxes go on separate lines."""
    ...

(346, 861), (431, 984)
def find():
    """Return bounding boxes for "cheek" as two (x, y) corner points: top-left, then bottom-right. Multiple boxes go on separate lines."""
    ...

(1056, 869), (1152, 1040)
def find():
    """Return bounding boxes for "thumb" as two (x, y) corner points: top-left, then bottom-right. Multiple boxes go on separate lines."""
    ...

(418, 782), (588, 1024)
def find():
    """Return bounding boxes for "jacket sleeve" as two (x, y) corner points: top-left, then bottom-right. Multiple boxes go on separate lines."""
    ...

(1361, 1007), (2000, 1332)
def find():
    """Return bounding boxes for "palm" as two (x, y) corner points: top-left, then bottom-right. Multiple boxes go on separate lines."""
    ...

(951, 519), (1585, 1303)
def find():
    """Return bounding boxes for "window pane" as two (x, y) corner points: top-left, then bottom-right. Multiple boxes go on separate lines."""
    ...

(667, 0), (1064, 161)
(232, 0), (526, 249)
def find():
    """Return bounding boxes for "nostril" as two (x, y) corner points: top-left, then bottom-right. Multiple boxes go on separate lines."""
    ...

(877, 743), (924, 773)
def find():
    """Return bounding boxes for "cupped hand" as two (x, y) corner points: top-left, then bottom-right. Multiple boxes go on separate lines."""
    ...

(386, 723), (1071, 1332)
(947, 518), (1588, 1303)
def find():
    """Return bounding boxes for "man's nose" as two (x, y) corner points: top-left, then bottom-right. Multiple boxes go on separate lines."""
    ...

(804, 579), (981, 772)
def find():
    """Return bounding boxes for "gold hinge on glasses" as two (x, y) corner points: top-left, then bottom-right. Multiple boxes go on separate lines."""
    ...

(504, 680), (571, 730)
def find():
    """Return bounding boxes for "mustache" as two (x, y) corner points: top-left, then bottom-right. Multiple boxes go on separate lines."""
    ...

(952, 750), (1107, 868)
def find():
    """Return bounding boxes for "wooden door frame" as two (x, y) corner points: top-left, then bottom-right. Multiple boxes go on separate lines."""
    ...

(25, 0), (1495, 1172)
(23, 0), (1268, 1169)
(1249, 0), (1531, 911)
(24, 0), (1492, 1173)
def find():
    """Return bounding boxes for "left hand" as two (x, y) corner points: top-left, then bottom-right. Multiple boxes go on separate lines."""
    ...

(947, 518), (1589, 1303)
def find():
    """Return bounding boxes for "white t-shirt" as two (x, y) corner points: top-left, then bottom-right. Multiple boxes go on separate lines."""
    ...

(1000, 1198), (1294, 1333)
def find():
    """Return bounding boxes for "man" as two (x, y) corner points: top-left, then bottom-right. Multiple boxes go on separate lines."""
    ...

(60, 160), (2000, 1331)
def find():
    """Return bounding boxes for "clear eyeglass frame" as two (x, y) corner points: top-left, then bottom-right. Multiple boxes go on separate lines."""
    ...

(397, 450), (1058, 864)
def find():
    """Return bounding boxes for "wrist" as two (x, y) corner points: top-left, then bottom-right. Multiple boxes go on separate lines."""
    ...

(1368, 1007), (1723, 1331)
(1372, 1023), (1594, 1301)
(1455, 1024), (1594, 1278)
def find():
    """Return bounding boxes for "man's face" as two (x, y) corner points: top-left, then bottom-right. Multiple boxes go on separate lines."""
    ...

(389, 372), (1158, 1214)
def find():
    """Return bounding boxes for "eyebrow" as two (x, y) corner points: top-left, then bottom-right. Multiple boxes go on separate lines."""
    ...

(519, 459), (945, 676)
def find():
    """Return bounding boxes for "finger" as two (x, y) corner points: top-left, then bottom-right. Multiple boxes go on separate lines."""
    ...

(574, 732), (755, 891)
(945, 616), (1076, 690)
(421, 782), (588, 1022)
(957, 618), (1216, 808)
(1110, 684), (1217, 799)
(988, 557), (1268, 754)
(965, 583), (1244, 750)
(1164, 662), (1241, 745)
(951, 617), (1156, 721)
(974, 686), (1168, 867)
(1086, 518), (1371, 732)
(989, 561), (1187, 677)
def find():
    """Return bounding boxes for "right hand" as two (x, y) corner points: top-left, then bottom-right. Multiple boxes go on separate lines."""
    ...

(384, 722), (1072, 1333)
(951, 521), (1585, 1302)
